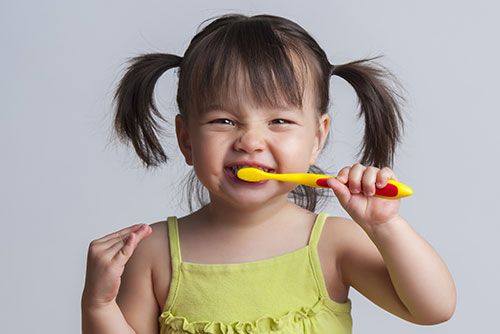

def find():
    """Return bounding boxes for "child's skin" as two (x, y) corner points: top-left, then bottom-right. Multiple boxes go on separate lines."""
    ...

(82, 71), (456, 333)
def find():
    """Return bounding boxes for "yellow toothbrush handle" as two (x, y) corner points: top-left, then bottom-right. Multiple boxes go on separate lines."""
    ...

(271, 173), (413, 200)
(270, 173), (331, 188)
(236, 168), (413, 200)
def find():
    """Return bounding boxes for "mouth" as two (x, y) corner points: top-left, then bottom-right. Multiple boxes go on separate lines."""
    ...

(224, 164), (276, 181)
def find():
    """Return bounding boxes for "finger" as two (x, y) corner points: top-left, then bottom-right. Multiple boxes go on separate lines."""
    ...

(327, 177), (352, 205)
(108, 224), (151, 252)
(376, 167), (397, 188)
(347, 163), (366, 194)
(110, 224), (152, 265)
(95, 224), (145, 245)
(106, 233), (131, 251)
(107, 232), (136, 265)
(361, 166), (379, 196)
(336, 167), (350, 184)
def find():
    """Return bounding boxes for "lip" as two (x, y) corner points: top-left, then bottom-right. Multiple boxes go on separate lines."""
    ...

(224, 160), (276, 171)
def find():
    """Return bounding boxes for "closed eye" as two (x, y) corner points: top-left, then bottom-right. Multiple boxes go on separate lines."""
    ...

(208, 118), (294, 127)
(270, 119), (294, 125)
(209, 118), (236, 126)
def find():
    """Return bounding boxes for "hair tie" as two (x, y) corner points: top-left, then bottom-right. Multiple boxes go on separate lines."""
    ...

(175, 55), (183, 67)
(330, 64), (336, 75)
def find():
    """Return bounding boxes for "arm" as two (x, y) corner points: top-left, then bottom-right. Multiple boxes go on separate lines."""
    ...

(336, 216), (456, 325)
(328, 163), (456, 325)
(81, 299), (136, 334)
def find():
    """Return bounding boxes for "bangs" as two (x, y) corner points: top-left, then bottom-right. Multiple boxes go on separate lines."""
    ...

(179, 17), (319, 115)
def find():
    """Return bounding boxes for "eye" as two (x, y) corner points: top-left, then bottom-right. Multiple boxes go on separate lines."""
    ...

(270, 119), (293, 125)
(210, 118), (235, 126)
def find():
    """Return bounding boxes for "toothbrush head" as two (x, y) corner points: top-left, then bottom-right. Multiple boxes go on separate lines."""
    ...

(236, 167), (268, 182)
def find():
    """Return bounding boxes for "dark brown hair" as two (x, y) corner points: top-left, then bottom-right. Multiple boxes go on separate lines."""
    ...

(112, 13), (406, 213)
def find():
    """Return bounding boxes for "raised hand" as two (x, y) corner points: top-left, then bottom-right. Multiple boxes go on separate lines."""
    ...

(327, 163), (401, 229)
(82, 223), (152, 309)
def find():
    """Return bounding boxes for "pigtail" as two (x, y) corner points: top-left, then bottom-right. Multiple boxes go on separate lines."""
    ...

(112, 53), (182, 168)
(331, 56), (406, 168)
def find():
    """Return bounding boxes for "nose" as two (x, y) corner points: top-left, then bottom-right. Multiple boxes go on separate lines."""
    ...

(233, 127), (266, 153)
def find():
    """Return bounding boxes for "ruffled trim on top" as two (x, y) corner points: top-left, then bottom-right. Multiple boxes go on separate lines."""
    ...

(158, 297), (351, 334)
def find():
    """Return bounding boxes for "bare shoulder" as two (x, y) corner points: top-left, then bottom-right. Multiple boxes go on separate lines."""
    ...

(323, 216), (368, 269)
(323, 215), (381, 285)
(322, 216), (356, 254)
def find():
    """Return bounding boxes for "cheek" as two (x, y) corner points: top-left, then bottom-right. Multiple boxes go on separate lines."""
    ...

(191, 132), (228, 165)
(283, 128), (316, 151)
(272, 132), (316, 169)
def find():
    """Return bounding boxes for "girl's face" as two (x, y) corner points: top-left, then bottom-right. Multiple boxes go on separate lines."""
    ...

(176, 86), (330, 209)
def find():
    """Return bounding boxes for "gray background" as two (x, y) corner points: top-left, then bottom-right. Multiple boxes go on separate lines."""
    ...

(1, 0), (498, 332)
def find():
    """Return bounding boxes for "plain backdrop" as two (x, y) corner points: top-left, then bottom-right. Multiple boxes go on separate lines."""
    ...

(1, 0), (498, 332)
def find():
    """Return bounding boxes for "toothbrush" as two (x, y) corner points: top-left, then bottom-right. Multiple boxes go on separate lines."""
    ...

(236, 167), (413, 200)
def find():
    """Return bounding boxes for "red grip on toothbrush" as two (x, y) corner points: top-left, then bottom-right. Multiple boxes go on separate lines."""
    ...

(317, 178), (398, 197)
(315, 178), (330, 187)
(374, 183), (398, 197)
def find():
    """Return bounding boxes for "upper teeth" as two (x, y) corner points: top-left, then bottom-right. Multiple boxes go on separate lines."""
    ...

(231, 165), (272, 173)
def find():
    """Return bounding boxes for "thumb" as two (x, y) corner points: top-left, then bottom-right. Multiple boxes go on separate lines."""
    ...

(327, 177), (351, 206)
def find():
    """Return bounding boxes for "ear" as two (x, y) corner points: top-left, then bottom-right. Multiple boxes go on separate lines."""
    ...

(175, 114), (193, 166)
(309, 113), (330, 165)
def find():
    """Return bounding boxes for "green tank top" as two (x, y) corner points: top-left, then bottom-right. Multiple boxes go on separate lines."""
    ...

(158, 212), (353, 333)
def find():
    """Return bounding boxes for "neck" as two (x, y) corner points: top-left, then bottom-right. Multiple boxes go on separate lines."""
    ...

(199, 194), (298, 231)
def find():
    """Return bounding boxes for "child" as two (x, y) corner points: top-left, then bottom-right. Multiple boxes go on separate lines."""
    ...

(82, 13), (456, 333)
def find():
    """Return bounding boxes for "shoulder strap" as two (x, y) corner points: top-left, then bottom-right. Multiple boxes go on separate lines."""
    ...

(308, 212), (331, 299)
(163, 216), (182, 311)
(308, 212), (329, 247)
(167, 216), (182, 265)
